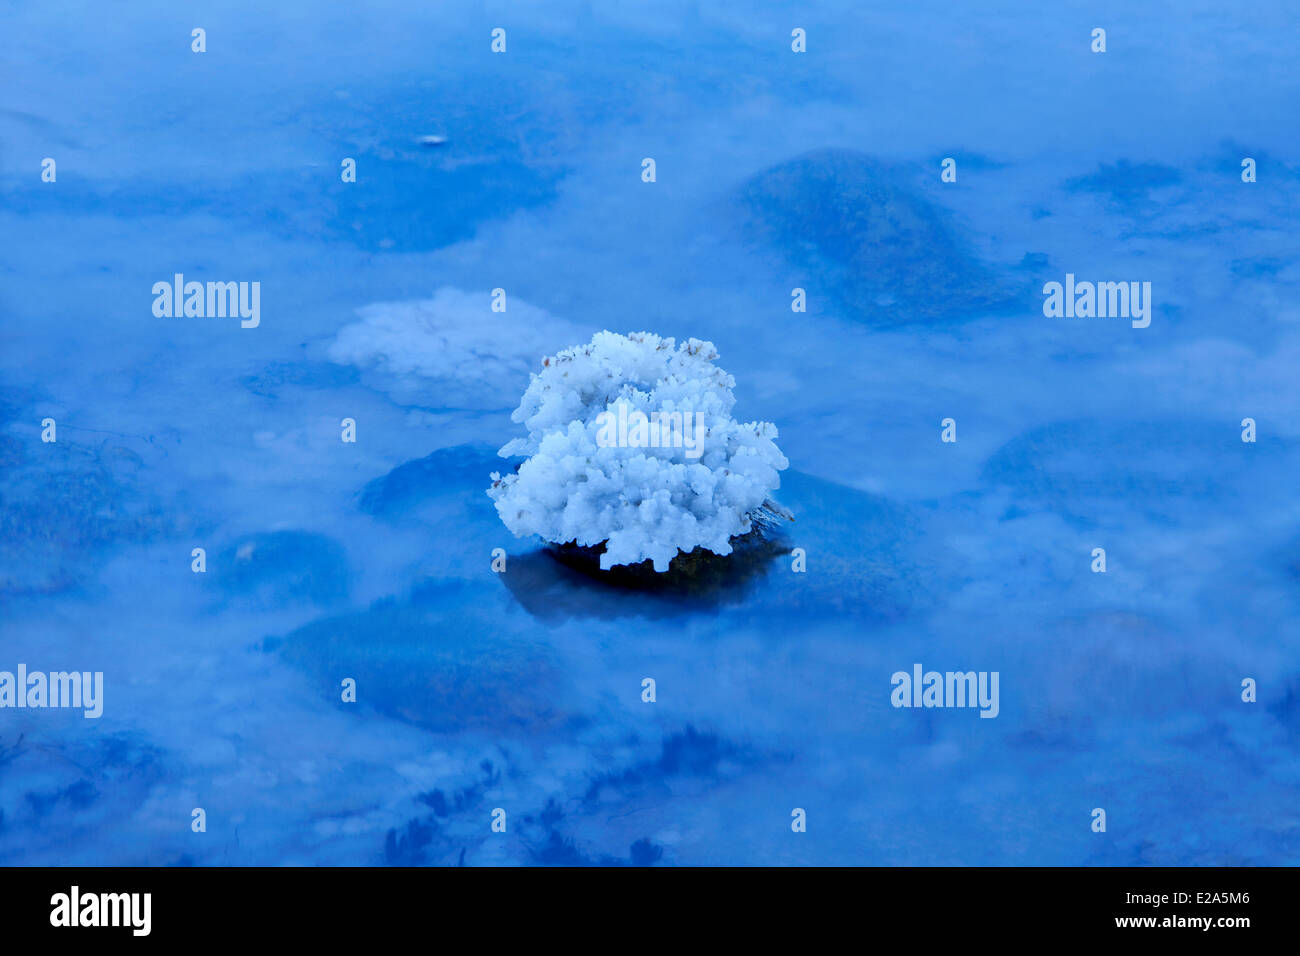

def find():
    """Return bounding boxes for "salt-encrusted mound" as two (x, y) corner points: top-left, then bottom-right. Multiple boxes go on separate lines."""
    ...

(327, 287), (590, 409)
(488, 332), (789, 571)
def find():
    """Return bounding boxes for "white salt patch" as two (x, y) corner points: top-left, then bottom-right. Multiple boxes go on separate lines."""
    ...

(329, 286), (591, 409)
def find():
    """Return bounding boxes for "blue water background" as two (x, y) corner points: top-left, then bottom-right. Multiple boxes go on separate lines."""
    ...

(1, 1), (1298, 864)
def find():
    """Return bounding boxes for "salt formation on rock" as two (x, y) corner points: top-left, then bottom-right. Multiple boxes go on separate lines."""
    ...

(328, 287), (590, 409)
(489, 332), (790, 572)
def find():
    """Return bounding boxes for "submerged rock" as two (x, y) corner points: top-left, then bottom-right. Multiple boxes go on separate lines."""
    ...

(359, 443), (500, 518)
(545, 506), (790, 595)
(980, 419), (1286, 526)
(215, 530), (349, 605)
(733, 148), (1022, 323)
(0, 424), (169, 595)
(277, 579), (568, 734)
(499, 469), (935, 626)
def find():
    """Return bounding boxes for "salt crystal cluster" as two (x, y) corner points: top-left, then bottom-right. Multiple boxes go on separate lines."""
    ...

(488, 331), (789, 571)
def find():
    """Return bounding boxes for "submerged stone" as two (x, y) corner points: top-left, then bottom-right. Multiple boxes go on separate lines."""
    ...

(360, 443), (500, 518)
(734, 148), (1022, 324)
(215, 531), (350, 605)
(545, 515), (789, 596)
(277, 579), (568, 734)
